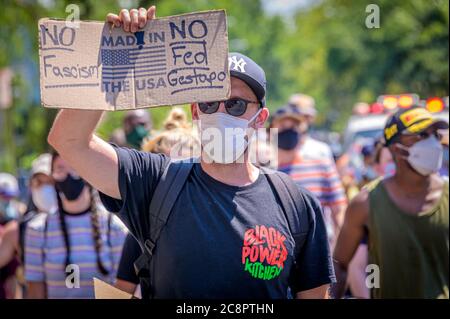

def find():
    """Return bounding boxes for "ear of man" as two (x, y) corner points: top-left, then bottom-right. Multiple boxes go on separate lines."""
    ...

(392, 143), (410, 161)
(255, 107), (269, 128)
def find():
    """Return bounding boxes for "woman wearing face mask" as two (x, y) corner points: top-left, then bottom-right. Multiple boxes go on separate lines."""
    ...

(27, 153), (58, 214)
(24, 152), (127, 299)
(0, 173), (21, 299)
(333, 107), (449, 299)
(0, 154), (56, 298)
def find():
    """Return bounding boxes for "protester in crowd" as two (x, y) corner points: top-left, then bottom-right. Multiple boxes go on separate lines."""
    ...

(142, 129), (200, 160)
(0, 172), (25, 299)
(345, 234), (369, 299)
(46, 5), (335, 299)
(333, 107), (449, 299)
(335, 154), (360, 201)
(372, 139), (396, 178)
(359, 143), (377, 186)
(24, 152), (127, 298)
(161, 107), (191, 131)
(109, 109), (153, 149)
(345, 140), (392, 299)
(270, 103), (347, 249)
(141, 108), (200, 159)
(0, 173), (25, 225)
(288, 93), (334, 162)
(114, 107), (278, 296)
(0, 154), (57, 298)
(0, 220), (19, 299)
(27, 154), (58, 215)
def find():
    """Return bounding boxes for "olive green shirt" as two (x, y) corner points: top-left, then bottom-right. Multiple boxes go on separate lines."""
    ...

(367, 178), (449, 299)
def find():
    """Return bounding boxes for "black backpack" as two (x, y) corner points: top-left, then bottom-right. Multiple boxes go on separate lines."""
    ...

(134, 160), (310, 299)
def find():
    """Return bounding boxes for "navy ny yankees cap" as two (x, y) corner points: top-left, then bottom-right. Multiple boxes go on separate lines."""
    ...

(228, 52), (266, 107)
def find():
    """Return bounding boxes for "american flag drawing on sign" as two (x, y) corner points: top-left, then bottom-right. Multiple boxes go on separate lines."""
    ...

(101, 45), (167, 80)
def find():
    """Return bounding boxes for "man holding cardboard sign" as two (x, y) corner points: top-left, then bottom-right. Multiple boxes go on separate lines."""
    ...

(47, 5), (334, 299)
(39, 8), (229, 110)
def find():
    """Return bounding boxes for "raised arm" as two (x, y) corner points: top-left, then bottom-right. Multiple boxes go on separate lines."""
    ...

(47, 6), (157, 200)
(331, 189), (370, 298)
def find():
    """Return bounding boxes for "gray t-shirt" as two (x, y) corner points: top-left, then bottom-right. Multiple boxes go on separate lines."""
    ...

(100, 146), (335, 298)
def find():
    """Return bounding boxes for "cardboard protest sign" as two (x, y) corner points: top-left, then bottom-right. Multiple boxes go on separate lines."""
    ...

(93, 278), (135, 299)
(38, 10), (230, 110)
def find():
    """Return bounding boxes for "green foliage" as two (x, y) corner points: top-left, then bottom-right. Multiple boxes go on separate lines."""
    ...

(282, 0), (449, 130)
(0, 0), (448, 173)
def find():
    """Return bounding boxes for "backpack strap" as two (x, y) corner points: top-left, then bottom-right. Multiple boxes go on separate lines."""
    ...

(134, 158), (195, 298)
(148, 160), (195, 246)
(260, 168), (310, 256)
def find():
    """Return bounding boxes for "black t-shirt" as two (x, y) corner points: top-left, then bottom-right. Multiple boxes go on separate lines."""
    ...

(117, 233), (141, 285)
(100, 146), (335, 298)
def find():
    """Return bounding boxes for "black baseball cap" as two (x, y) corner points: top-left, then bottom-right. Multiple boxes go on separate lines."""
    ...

(228, 52), (266, 107)
(383, 106), (449, 146)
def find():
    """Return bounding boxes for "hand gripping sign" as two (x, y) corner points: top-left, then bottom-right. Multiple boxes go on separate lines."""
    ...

(38, 10), (230, 110)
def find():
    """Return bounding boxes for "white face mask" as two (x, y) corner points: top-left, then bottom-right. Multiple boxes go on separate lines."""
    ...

(397, 135), (443, 176)
(198, 108), (261, 164)
(32, 184), (57, 213)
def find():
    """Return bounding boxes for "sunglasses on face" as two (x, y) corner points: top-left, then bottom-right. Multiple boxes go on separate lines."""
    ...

(198, 98), (260, 117)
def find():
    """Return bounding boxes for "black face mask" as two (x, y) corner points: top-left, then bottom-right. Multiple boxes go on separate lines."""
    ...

(277, 128), (301, 150)
(55, 174), (85, 201)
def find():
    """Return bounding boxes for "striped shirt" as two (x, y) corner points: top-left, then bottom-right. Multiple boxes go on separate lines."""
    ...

(278, 155), (347, 208)
(24, 210), (127, 299)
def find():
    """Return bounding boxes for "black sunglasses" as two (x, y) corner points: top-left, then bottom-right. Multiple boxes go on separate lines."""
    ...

(198, 98), (260, 117)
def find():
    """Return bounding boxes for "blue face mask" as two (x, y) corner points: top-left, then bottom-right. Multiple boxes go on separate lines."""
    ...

(277, 128), (300, 150)
(0, 200), (18, 225)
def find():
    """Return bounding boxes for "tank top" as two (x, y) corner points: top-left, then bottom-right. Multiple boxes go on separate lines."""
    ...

(367, 178), (449, 299)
